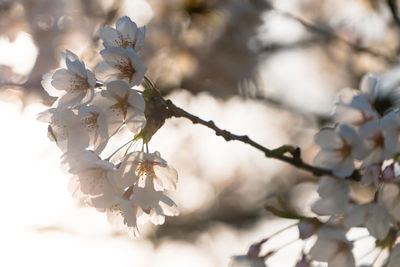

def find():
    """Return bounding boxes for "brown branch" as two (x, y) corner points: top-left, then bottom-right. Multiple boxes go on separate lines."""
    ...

(388, 0), (400, 27)
(160, 97), (361, 181)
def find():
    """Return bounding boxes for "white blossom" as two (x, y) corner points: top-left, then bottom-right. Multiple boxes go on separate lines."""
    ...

(117, 151), (178, 191)
(312, 176), (350, 215)
(333, 74), (382, 126)
(96, 80), (146, 136)
(313, 124), (364, 177)
(63, 150), (116, 210)
(309, 227), (355, 267)
(378, 183), (400, 222)
(95, 46), (146, 87)
(38, 108), (89, 152)
(343, 203), (393, 240)
(99, 16), (145, 51)
(359, 120), (394, 167)
(42, 50), (96, 107)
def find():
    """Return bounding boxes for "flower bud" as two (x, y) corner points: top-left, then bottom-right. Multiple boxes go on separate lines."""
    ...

(383, 164), (395, 181)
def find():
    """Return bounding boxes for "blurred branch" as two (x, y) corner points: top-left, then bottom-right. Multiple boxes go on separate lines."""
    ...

(269, 6), (398, 64)
(158, 96), (361, 181)
(387, 0), (400, 27)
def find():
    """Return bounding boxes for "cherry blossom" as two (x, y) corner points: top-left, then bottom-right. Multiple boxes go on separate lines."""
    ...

(313, 124), (364, 177)
(311, 176), (350, 215)
(42, 50), (96, 107)
(344, 203), (393, 240)
(95, 46), (147, 87)
(99, 16), (145, 51)
(96, 80), (146, 136)
(117, 151), (178, 191)
(309, 227), (355, 267)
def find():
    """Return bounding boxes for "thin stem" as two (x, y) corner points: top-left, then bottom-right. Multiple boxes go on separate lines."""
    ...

(105, 138), (135, 161)
(267, 222), (299, 240)
(372, 248), (384, 267)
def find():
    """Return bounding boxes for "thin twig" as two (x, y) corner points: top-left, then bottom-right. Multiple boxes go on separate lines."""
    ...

(270, 6), (398, 64)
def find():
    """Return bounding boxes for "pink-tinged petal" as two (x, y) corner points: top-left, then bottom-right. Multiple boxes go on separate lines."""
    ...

(309, 238), (339, 262)
(317, 176), (341, 197)
(366, 204), (391, 240)
(332, 158), (354, 177)
(116, 16), (138, 39)
(314, 128), (342, 148)
(94, 61), (121, 83)
(51, 69), (74, 91)
(65, 49), (79, 62)
(100, 47), (130, 67)
(343, 204), (368, 228)
(329, 251), (355, 267)
(153, 165), (178, 191)
(128, 90), (145, 112)
(313, 150), (343, 169)
(338, 124), (358, 144)
(135, 26), (146, 50)
(66, 57), (87, 78)
(105, 80), (130, 99)
(57, 91), (84, 107)
(97, 108), (124, 138)
(125, 112), (146, 134)
(42, 71), (65, 97)
(99, 26), (120, 48)
(311, 197), (346, 215)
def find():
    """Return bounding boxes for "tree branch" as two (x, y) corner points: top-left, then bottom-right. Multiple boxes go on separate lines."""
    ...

(160, 97), (361, 181)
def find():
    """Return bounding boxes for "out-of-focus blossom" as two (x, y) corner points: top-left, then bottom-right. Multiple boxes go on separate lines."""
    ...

(95, 46), (147, 87)
(309, 227), (355, 267)
(42, 50), (96, 107)
(333, 74), (380, 125)
(99, 16), (145, 51)
(312, 176), (350, 215)
(313, 125), (364, 177)
(324, 0), (389, 43)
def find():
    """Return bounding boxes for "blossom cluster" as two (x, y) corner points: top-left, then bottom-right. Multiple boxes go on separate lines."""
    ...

(232, 74), (400, 267)
(38, 17), (178, 238)
(309, 74), (400, 266)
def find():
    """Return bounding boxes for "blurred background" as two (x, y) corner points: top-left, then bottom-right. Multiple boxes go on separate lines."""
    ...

(0, 0), (399, 266)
